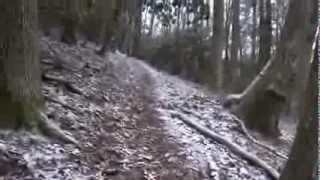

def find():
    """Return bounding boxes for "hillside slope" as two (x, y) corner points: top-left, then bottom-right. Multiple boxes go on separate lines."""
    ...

(0, 38), (293, 180)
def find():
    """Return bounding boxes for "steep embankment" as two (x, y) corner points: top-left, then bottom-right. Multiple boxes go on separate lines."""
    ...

(0, 38), (292, 180)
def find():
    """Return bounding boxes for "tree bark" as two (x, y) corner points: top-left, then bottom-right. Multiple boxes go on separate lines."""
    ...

(0, 0), (78, 145)
(148, 0), (156, 37)
(251, 0), (257, 62)
(0, 0), (43, 129)
(279, 34), (318, 180)
(211, 0), (225, 90)
(230, 0), (241, 90)
(61, 0), (80, 44)
(98, 0), (122, 56)
(224, 0), (317, 136)
(132, 0), (143, 57)
(224, 0), (232, 62)
(257, 0), (272, 72)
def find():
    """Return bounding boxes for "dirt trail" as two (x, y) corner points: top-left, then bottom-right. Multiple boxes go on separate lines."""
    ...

(0, 39), (292, 180)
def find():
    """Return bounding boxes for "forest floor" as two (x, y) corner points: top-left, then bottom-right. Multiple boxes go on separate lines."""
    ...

(0, 38), (295, 180)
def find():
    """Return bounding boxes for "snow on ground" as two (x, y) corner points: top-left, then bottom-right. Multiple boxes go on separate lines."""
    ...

(0, 38), (293, 180)
(134, 57), (291, 179)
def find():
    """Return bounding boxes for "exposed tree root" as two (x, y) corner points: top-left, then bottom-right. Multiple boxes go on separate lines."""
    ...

(44, 95), (80, 113)
(38, 111), (79, 146)
(174, 113), (280, 180)
(222, 94), (243, 109)
(42, 73), (83, 95)
(179, 106), (287, 160)
(231, 117), (288, 160)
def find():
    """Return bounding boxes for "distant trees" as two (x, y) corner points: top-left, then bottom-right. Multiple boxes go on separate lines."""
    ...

(38, 0), (144, 56)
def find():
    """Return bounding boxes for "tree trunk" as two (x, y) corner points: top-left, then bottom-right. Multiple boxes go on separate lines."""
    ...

(211, 0), (225, 90)
(224, 0), (317, 136)
(230, 0), (241, 90)
(279, 36), (318, 180)
(0, 0), (78, 145)
(257, 0), (272, 72)
(132, 0), (143, 57)
(251, 0), (257, 62)
(61, 0), (80, 44)
(0, 0), (43, 129)
(148, 0), (156, 37)
(98, 0), (122, 56)
(224, 0), (231, 62)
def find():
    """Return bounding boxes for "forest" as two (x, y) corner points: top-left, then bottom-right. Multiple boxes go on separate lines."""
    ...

(0, 0), (318, 179)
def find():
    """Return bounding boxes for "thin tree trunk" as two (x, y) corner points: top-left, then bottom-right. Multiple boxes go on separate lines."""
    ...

(251, 0), (257, 62)
(257, 0), (272, 72)
(61, 0), (80, 44)
(224, 0), (231, 61)
(148, 0), (156, 37)
(98, 0), (122, 55)
(132, 0), (143, 56)
(230, 0), (241, 90)
(211, 0), (225, 90)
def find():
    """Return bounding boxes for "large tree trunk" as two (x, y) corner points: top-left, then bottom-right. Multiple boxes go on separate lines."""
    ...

(279, 36), (318, 180)
(0, 0), (43, 129)
(224, 0), (317, 136)
(0, 0), (78, 144)
(257, 0), (272, 72)
(211, 0), (225, 90)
